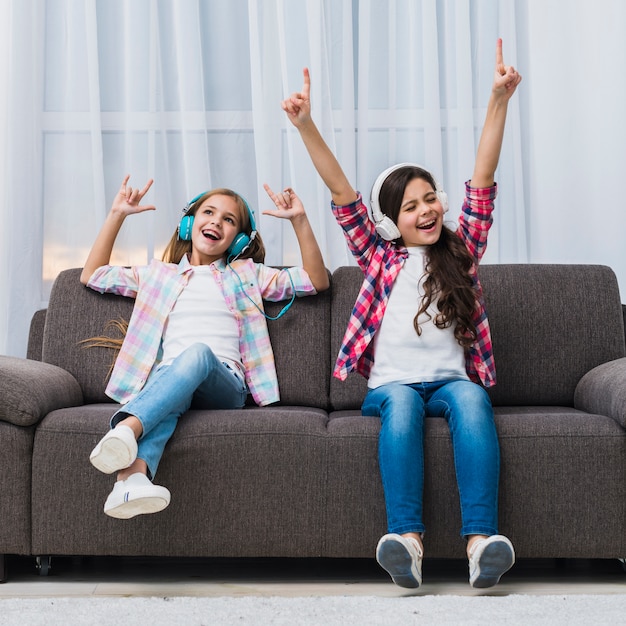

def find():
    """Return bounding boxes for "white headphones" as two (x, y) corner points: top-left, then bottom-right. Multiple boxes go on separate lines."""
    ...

(369, 162), (449, 241)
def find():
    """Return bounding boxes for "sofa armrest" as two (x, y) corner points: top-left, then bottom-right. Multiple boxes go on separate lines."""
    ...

(574, 357), (626, 429)
(0, 355), (83, 427)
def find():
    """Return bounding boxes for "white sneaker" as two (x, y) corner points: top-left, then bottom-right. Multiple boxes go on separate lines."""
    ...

(103, 473), (171, 519)
(90, 425), (138, 474)
(468, 534), (515, 588)
(376, 533), (423, 588)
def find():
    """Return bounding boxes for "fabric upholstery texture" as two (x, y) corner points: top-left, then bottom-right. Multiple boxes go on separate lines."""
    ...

(0, 420), (33, 554)
(26, 309), (47, 361)
(1, 264), (625, 569)
(0, 355), (83, 426)
(31, 405), (329, 557)
(574, 358), (626, 429)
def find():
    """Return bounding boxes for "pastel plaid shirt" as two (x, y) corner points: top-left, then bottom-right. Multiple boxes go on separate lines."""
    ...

(87, 255), (316, 406)
(331, 182), (497, 388)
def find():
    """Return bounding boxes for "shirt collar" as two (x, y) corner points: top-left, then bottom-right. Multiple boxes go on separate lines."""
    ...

(176, 254), (227, 275)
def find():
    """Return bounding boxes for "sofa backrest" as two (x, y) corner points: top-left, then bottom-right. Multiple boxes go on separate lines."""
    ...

(41, 268), (332, 409)
(329, 264), (626, 410)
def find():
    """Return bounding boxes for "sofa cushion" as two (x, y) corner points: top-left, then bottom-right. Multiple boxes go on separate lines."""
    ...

(264, 281), (331, 408)
(329, 264), (626, 410)
(0, 355), (83, 427)
(329, 267), (368, 411)
(42, 268), (135, 404)
(41, 268), (332, 409)
(325, 406), (626, 558)
(482, 264), (625, 406)
(26, 309), (47, 361)
(31, 404), (330, 557)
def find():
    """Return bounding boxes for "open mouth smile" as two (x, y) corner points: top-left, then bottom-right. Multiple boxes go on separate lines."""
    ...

(202, 229), (221, 241)
(418, 219), (437, 230)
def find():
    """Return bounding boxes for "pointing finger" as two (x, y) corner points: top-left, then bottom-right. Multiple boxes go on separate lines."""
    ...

(496, 38), (505, 75)
(302, 67), (311, 100)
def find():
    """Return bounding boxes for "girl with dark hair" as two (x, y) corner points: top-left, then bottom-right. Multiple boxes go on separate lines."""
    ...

(80, 179), (329, 519)
(282, 39), (521, 589)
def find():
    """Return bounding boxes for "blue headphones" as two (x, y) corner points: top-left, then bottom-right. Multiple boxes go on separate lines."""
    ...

(179, 190), (295, 321)
(178, 191), (257, 260)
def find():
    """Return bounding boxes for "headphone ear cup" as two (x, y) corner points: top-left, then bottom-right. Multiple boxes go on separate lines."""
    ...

(227, 232), (251, 259)
(374, 216), (402, 241)
(178, 215), (194, 241)
(437, 190), (449, 213)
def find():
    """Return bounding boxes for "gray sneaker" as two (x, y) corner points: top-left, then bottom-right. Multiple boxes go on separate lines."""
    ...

(376, 533), (423, 588)
(468, 534), (515, 588)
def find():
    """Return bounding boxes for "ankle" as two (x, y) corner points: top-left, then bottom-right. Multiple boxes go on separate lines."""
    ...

(401, 532), (424, 553)
(466, 534), (489, 558)
(117, 458), (148, 482)
(117, 416), (143, 439)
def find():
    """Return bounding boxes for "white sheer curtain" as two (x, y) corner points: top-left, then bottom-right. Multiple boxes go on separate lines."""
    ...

(1, 0), (625, 357)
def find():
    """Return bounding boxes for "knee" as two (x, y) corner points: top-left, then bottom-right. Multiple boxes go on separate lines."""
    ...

(449, 384), (495, 432)
(178, 343), (217, 370)
(451, 383), (492, 412)
(366, 385), (424, 434)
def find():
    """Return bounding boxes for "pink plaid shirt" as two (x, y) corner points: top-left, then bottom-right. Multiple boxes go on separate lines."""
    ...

(87, 255), (316, 405)
(331, 182), (497, 388)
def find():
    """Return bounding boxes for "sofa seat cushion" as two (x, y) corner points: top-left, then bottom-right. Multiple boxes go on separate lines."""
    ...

(324, 407), (626, 559)
(31, 404), (331, 558)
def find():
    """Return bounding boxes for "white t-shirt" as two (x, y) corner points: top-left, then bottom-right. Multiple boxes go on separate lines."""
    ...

(160, 265), (242, 373)
(367, 246), (469, 389)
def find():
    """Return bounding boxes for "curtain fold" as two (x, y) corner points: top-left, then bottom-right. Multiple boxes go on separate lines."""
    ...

(2, 0), (624, 357)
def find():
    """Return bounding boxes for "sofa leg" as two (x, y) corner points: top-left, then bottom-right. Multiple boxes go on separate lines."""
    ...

(0, 554), (6, 583)
(36, 556), (52, 576)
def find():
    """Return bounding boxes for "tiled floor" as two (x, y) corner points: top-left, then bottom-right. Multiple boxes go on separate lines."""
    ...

(0, 555), (624, 598)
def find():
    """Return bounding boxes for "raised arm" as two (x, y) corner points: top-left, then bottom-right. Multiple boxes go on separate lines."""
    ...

(262, 184), (329, 292)
(470, 39), (522, 188)
(282, 68), (357, 207)
(80, 176), (155, 284)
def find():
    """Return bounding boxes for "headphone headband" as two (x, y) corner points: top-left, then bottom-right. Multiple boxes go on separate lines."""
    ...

(369, 163), (448, 241)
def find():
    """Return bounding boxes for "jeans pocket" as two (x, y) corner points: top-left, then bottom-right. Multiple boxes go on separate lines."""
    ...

(223, 362), (247, 393)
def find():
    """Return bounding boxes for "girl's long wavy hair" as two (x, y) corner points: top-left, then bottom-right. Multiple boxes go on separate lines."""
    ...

(378, 166), (478, 348)
(82, 188), (265, 362)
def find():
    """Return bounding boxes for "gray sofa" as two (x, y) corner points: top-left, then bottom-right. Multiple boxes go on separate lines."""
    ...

(1, 264), (625, 582)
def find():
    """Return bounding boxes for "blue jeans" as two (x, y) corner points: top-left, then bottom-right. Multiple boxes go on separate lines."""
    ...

(362, 379), (500, 538)
(111, 343), (248, 479)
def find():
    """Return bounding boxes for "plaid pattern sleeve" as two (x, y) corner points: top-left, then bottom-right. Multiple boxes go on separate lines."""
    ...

(87, 260), (189, 403)
(457, 182), (497, 388)
(331, 194), (407, 381)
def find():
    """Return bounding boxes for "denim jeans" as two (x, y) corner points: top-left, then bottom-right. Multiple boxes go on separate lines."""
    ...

(111, 343), (248, 479)
(362, 379), (500, 538)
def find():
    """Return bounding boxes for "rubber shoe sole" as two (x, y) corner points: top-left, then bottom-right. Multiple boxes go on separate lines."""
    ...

(469, 535), (515, 588)
(376, 534), (423, 589)
(90, 425), (138, 474)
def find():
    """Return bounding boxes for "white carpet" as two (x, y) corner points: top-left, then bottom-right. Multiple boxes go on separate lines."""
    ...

(1, 595), (624, 625)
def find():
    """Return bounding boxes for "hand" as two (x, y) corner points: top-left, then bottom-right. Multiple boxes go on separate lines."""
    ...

(281, 68), (312, 128)
(110, 175), (156, 217)
(262, 184), (306, 221)
(493, 38), (522, 102)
